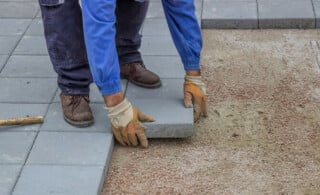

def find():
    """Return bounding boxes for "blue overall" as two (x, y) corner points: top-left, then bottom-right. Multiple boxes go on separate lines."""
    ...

(81, 0), (202, 95)
(39, 0), (149, 95)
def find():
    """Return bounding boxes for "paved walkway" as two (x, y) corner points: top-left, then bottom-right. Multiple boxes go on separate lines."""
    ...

(0, 0), (318, 195)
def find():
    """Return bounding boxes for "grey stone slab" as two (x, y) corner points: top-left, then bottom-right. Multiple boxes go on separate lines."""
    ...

(27, 131), (113, 166)
(313, 0), (320, 28)
(0, 103), (49, 131)
(13, 165), (106, 195)
(0, 132), (36, 164)
(147, 0), (201, 19)
(0, 36), (20, 55)
(0, 19), (31, 36)
(126, 79), (194, 138)
(195, 0), (203, 22)
(0, 2), (39, 18)
(142, 18), (170, 36)
(202, 0), (258, 29)
(25, 18), (44, 36)
(147, 1), (201, 23)
(141, 35), (177, 56)
(0, 165), (22, 195)
(13, 36), (47, 55)
(0, 78), (57, 103)
(146, 1), (164, 19)
(142, 56), (185, 79)
(36, 10), (41, 18)
(1, 55), (55, 77)
(258, 0), (315, 28)
(0, 55), (8, 70)
(126, 78), (183, 99)
(52, 80), (127, 103)
(40, 103), (112, 132)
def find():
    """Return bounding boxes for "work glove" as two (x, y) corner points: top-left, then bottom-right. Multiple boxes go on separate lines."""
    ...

(184, 75), (208, 122)
(105, 98), (155, 148)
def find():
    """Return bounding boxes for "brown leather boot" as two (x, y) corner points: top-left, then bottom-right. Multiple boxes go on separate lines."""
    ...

(120, 62), (161, 88)
(60, 94), (94, 127)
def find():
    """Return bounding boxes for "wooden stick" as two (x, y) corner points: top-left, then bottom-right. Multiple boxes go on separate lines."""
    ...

(0, 116), (43, 126)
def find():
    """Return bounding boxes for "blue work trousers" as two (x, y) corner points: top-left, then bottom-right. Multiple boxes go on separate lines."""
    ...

(39, 0), (148, 95)
(81, 0), (202, 95)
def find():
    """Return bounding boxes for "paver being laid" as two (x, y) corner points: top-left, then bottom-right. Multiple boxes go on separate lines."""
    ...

(126, 79), (194, 138)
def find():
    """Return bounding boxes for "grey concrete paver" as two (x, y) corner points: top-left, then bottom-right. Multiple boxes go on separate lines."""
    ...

(0, 78), (57, 103)
(146, 1), (164, 19)
(258, 0), (315, 28)
(147, 0), (202, 22)
(52, 81), (127, 103)
(202, 0), (258, 29)
(25, 18), (44, 36)
(1, 55), (55, 77)
(313, 0), (320, 28)
(12, 165), (106, 195)
(0, 132), (36, 164)
(0, 19), (31, 36)
(0, 165), (22, 195)
(13, 36), (47, 55)
(142, 56), (185, 79)
(0, 2), (39, 18)
(126, 79), (194, 138)
(40, 103), (111, 132)
(141, 35), (177, 56)
(142, 18), (170, 36)
(0, 55), (8, 70)
(0, 103), (48, 131)
(27, 132), (113, 166)
(130, 98), (194, 138)
(0, 36), (20, 55)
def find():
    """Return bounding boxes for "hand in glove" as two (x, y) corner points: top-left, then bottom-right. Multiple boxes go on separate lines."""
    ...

(105, 98), (155, 148)
(184, 75), (208, 122)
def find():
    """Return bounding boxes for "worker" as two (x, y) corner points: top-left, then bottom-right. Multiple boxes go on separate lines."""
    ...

(81, 0), (208, 147)
(38, 0), (161, 127)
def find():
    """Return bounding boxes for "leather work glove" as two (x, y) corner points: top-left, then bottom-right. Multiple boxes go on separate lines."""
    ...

(184, 75), (208, 122)
(105, 98), (155, 148)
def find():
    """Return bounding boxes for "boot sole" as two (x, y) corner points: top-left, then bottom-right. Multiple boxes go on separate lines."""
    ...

(63, 115), (94, 128)
(121, 74), (162, 89)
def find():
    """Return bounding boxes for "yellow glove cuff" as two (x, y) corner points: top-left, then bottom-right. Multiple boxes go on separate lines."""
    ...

(104, 98), (133, 128)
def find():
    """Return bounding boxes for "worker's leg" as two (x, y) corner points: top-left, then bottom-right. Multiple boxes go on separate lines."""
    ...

(39, 0), (92, 95)
(161, 0), (202, 71)
(39, 0), (93, 127)
(116, 0), (161, 88)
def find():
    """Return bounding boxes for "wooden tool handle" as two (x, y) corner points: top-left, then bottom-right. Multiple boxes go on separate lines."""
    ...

(0, 116), (43, 126)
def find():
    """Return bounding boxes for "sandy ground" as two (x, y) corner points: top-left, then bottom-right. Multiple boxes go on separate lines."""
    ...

(101, 30), (320, 194)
